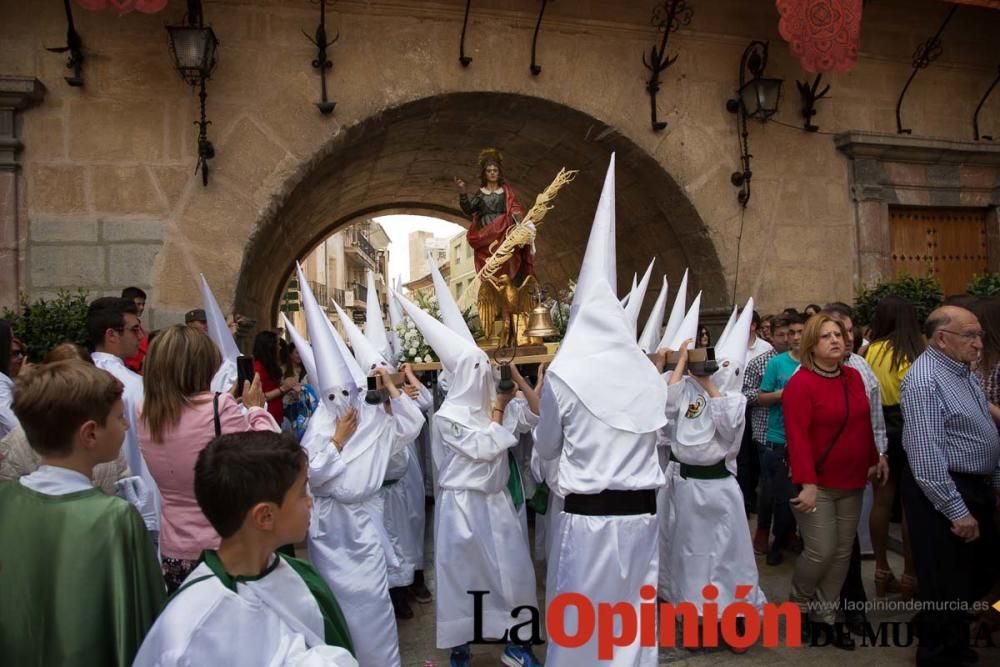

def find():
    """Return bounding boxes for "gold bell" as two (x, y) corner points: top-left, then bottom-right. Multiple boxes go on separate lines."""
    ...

(524, 304), (559, 338)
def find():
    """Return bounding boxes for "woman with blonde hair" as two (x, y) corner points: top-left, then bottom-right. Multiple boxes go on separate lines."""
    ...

(137, 325), (278, 592)
(783, 314), (880, 649)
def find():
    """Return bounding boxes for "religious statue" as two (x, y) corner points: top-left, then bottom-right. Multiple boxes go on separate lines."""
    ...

(455, 148), (533, 287)
(454, 149), (578, 349)
(455, 148), (536, 347)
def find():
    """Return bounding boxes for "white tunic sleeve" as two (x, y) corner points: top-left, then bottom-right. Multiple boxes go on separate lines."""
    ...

(502, 396), (539, 434)
(388, 394), (425, 450)
(708, 393), (748, 453)
(0, 373), (19, 440)
(532, 382), (563, 461)
(437, 417), (518, 463)
(414, 384), (434, 412)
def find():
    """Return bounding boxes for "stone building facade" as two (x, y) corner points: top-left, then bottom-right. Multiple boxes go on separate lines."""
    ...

(2, 0), (1000, 329)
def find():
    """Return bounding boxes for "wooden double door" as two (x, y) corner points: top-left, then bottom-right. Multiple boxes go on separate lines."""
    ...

(889, 206), (989, 295)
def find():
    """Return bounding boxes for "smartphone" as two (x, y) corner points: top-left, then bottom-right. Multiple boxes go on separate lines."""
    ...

(236, 354), (254, 398)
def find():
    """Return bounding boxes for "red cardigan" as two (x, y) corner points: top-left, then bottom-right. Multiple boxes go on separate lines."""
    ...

(783, 365), (878, 489)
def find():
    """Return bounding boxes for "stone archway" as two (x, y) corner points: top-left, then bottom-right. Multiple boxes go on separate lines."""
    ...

(234, 92), (725, 325)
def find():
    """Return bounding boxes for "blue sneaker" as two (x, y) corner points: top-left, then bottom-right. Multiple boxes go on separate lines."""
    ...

(449, 643), (470, 667)
(501, 643), (543, 667)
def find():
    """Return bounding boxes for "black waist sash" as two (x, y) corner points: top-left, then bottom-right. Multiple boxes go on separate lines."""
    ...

(563, 489), (656, 516)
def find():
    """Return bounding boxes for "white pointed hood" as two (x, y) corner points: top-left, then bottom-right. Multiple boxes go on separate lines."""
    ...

(280, 313), (318, 388)
(667, 292), (702, 351)
(200, 275), (241, 394)
(624, 258), (655, 335)
(548, 154), (667, 434)
(332, 300), (394, 374)
(657, 270), (690, 350)
(428, 252), (475, 344)
(363, 270), (394, 363)
(638, 276), (669, 353)
(713, 298), (754, 395)
(394, 289), (492, 429)
(716, 304), (739, 350)
(619, 273), (636, 308)
(386, 278), (404, 358)
(674, 298), (754, 449)
(298, 263), (362, 416)
(569, 154), (618, 324)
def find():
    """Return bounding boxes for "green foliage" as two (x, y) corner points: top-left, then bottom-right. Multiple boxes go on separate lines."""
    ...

(1, 290), (91, 362)
(967, 272), (1000, 297)
(854, 275), (942, 327)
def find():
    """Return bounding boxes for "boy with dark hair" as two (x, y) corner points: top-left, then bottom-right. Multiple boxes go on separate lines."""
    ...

(134, 431), (358, 666)
(0, 360), (167, 666)
(87, 296), (160, 537)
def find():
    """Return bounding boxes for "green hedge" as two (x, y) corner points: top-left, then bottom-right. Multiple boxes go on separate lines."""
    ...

(967, 272), (1000, 297)
(854, 275), (942, 327)
(2, 290), (91, 362)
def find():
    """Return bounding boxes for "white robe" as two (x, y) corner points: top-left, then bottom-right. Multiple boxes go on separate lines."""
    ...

(433, 413), (538, 649)
(304, 395), (424, 667)
(134, 555), (358, 667)
(533, 374), (662, 667)
(91, 352), (161, 534)
(658, 378), (766, 612)
(382, 384), (432, 586)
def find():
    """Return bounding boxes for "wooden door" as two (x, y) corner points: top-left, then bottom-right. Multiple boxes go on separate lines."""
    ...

(889, 206), (988, 295)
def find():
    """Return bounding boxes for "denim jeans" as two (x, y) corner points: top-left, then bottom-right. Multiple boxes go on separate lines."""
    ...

(758, 445), (795, 543)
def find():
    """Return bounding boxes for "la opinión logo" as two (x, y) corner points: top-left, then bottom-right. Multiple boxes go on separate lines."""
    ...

(466, 585), (802, 659)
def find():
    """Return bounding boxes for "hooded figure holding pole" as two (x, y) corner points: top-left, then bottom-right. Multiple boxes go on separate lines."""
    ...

(532, 154), (668, 667)
(393, 288), (540, 667)
(297, 264), (425, 667)
(660, 299), (767, 643)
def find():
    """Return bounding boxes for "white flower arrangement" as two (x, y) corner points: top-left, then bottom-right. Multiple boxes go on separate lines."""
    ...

(393, 290), (440, 364)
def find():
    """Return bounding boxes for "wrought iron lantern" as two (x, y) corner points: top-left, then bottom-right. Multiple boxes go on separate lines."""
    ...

(726, 41), (783, 207)
(166, 0), (219, 186)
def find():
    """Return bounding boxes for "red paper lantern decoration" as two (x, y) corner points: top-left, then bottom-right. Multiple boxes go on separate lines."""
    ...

(777, 0), (863, 73)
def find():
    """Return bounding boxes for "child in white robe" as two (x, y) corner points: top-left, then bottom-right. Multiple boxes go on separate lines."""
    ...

(660, 302), (766, 650)
(134, 430), (357, 667)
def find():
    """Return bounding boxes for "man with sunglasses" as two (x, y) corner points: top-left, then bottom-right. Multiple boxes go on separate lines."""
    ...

(900, 305), (1000, 667)
(87, 297), (161, 543)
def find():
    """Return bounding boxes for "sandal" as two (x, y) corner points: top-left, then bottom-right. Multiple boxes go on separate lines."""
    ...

(874, 568), (900, 597)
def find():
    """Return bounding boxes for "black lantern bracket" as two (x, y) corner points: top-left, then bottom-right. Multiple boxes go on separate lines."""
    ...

(973, 64), (1000, 141)
(726, 40), (783, 208)
(796, 73), (831, 132)
(529, 0), (551, 76)
(46, 0), (84, 87)
(896, 4), (958, 135)
(303, 0), (339, 115)
(166, 0), (220, 187)
(642, 0), (693, 131)
(459, 0), (474, 66)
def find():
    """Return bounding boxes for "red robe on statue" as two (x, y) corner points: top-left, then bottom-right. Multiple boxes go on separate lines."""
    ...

(465, 184), (533, 285)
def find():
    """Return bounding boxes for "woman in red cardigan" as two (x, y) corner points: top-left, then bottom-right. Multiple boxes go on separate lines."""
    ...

(783, 313), (879, 650)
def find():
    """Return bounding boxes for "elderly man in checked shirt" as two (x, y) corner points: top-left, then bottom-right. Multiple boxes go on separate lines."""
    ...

(901, 305), (1000, 667)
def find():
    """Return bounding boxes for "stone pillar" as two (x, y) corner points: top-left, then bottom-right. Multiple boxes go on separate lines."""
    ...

(0, 76), (44, 311)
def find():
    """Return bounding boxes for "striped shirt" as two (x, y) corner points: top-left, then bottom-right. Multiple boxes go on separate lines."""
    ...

(742, 348), (777, 444)
(901, 347), (1000, 521)
(844, 353), (888, 455)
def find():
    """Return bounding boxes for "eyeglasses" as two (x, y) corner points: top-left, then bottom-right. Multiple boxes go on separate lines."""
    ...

(11, 350), (25, 359)
(940, 329), (985, 341)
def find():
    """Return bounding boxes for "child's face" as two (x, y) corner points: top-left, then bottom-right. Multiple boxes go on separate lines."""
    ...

(93, 399), (128, 464)
(274, 462), (312, 546)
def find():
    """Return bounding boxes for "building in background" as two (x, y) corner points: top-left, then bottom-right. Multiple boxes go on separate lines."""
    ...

(408, 231), (448, 283)
(280, 219), (390, 335)
(448, 230), (476, 306)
